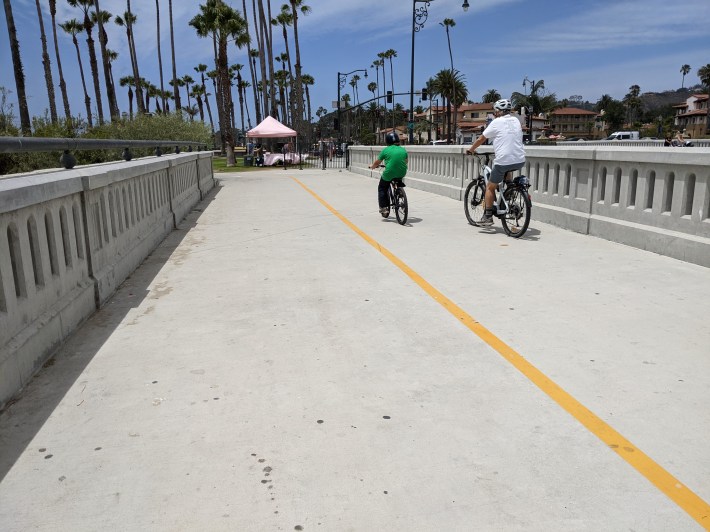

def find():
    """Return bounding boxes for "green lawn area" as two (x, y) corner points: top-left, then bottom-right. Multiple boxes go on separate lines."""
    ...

(212, 155), (318, 173)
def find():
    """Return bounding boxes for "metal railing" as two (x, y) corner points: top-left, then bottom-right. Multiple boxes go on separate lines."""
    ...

(0, 136), (210, 169)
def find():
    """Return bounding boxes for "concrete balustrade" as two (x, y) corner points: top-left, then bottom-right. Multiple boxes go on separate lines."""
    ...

(349, 145), (710, 266)
(0, 152), (214, 408)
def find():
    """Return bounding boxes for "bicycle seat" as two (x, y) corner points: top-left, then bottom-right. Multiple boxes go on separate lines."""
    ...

(392, 179), (406, 187)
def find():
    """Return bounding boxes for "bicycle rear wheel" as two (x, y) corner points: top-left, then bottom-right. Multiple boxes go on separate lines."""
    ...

(501, 187), (532, 238)
(395, 188), (408, 225)
(464, 180), (486, 225)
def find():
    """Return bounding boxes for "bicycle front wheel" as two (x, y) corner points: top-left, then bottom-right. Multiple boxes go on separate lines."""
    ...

(501, 187), (532, 238)
(395, 188), (408, 225)
(464, 180), (486, 225)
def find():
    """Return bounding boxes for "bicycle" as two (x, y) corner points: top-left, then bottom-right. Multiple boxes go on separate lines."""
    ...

(464, 153), (532, 238)
(374, 165), (408, 225)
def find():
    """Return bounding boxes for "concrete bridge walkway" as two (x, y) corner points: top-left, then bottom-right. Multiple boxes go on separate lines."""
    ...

(1, 167), (709, 531)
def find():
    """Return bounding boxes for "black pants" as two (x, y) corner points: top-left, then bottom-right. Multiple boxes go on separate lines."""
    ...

(378, 179), (391, 209)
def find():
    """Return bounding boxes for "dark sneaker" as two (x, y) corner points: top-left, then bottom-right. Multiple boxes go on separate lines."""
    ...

(476, 214), (493, 226)
(380, 207), (389, 217)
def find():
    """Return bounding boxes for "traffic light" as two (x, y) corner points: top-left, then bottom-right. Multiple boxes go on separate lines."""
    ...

(386, 90), (393, 103)
(421, 88), (428, 101)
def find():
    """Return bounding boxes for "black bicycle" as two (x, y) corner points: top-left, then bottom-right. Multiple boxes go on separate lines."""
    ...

(380, 178), (408, 225)
(464, 153), (532, 238)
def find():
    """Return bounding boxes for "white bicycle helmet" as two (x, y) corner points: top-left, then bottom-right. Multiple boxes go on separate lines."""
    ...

(493, 99), (512, 112)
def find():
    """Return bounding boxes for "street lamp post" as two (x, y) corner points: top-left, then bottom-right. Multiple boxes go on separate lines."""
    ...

(337, 69), (368, 143)
(409, 0), (470, 144)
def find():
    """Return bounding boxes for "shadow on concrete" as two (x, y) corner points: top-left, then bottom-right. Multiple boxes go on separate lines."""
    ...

(0, 184), (223, 482)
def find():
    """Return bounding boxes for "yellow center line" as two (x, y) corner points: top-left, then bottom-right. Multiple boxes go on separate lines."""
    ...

(291, 176), (710, 529)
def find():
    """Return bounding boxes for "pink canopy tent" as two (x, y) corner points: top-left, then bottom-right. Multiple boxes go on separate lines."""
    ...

(246, 116), (297, 138)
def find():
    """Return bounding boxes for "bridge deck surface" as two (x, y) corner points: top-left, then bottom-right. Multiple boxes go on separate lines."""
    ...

(1, 168), (708, 531)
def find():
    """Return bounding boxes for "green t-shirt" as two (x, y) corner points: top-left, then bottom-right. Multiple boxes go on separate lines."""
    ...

(378, 145), (408, 181)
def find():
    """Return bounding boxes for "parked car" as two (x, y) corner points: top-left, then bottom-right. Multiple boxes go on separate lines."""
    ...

(429, 140), (449, 145)
(565, 137), (586, 142)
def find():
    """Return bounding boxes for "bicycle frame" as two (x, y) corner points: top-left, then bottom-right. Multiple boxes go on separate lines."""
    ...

(474, 154), (510, 217)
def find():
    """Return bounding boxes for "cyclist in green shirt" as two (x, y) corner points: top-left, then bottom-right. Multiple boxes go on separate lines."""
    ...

(369, 132), (408, 217)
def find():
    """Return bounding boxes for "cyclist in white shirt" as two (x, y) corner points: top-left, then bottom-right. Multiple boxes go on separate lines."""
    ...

(466, 99), (526, 226)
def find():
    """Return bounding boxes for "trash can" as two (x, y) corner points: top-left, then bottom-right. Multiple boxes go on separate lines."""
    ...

(243, 155), (253, 166)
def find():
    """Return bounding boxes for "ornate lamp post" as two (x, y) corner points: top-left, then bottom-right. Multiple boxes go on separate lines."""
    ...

(409, 0), (470, 144)
(337, 69), (368, 143)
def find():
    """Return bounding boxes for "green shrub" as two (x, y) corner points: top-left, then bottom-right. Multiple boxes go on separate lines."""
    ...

(1, 111), (211, 175)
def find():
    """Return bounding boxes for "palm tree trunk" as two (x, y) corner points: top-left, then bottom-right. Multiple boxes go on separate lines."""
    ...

(242, 0), (259, 125)
(168, 0), (180, 109)
(72, 34), (93, 128)
(252, 0), (268, 119)
(126, 1), (145, 114)
(3, 0), (31, 133)
(238, 83), (246, 134)
(83, 18), (104, 125)
(262, 0), (277, 118)
(217, 36), (235, 165)
(34, 0), (58, 124)
(155, 0), (167, 112)
(201, 73), (215, 135)
(49, 1), (71, 121)
(290, 1), (304, 130)
(93, 0), (119, 120)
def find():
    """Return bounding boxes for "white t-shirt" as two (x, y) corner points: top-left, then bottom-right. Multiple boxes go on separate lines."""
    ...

(482, 114), (525, 165)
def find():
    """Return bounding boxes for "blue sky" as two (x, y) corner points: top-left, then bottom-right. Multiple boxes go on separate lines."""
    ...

(1, 0), (709, 126)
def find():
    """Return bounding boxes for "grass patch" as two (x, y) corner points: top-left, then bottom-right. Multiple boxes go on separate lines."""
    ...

(212, 156), (319, 173)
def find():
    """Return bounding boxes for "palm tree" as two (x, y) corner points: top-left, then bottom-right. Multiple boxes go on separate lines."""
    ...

(595, 94), (614, 112)
(377, 52), (387, 113)
(350, 74), (360, 106)
(115, 4), (144, 114)
(239, 79), (252, 128)
(371, 58), (383, 101)
(60, 19), (92, 127)
(3, 0), (31, 133)
(169, 77), (185, 111)
(184, 105), (199, 121)
(248, 49), (262, 124)
(167, 0), (180, 109)
(482, 89), (500, 103)
(289, 0), (311, 128)
(34, 0), (58, 123)
(48, 0), (71, 121)
(155, 0), (167, 112)
(190, 84), (205, 121)
(302, 73), (314, 123)
(680, 65), (691, 89)
(623, 84), (642, 124)
(384, 48), (397, 107)
(190, 0), (249, 166)
(195, 63), (215, 135)
(92, 0), (119, 119)
(182, 75), (195, 109)
(274, 69), (288, 122)
(368, 81), (377, 101)
(429, 69), (467, 143)
(105, 48), (119, 112)
(229, 63), (247, 133)
(119, 75), (135, 118)
(698, 64), (710, 89)
(68, 0), (104, 125)
(273, 5), (295, 120)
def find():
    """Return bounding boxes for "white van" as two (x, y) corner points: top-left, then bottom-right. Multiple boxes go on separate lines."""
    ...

(606, 131), (639, 140)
